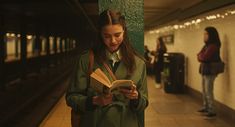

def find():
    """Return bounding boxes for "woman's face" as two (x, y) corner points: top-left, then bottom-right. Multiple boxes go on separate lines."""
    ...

(204, 31), (209, 43)
(101, 24), (124, 53)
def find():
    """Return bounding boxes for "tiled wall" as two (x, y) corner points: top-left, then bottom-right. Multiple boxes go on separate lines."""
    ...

(145, 5), (235, 110)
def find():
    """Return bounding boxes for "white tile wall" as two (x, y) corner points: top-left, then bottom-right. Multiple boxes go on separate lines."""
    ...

(145, 5), (235, 110)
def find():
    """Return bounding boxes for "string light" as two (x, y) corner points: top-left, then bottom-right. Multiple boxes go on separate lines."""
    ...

(230, 10), (235, 14)
(173, 25), (179, 30)
(149, 9), (235, 34)
(149, 31), (155, 34)
(196, 19), (202, 23)
(155, 30), (160, 33)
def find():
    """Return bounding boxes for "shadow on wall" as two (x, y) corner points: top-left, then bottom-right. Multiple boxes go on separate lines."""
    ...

(221, 34), (231, 99)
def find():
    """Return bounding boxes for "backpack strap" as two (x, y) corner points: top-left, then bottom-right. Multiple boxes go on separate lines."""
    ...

(87, 49), (94, 89)
(103, 62), (117, 81)
(88, 50), (117, 81)
(88, 50), (94, 75)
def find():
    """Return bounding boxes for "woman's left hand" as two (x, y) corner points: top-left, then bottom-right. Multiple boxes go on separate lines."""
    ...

(119, 85), (138, 100)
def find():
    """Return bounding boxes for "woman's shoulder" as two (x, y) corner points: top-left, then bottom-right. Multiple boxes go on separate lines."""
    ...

(134, 55), (146, 66)
(207, 44), (219, 50)
(78, 50), (90, 63)
(80, 50), (90, 57)
(208, 43), (217, 46)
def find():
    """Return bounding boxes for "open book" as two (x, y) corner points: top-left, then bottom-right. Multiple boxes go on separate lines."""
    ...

(90, 68), (133, 94)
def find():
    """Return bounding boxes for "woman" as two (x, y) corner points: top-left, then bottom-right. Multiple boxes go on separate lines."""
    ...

(154, 37), (167, 88)
(197, 26), (222, 118)
(66, 9), (148, 127)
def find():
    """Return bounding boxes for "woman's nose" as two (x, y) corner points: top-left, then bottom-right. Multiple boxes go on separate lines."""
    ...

(111, 36), (117, 44)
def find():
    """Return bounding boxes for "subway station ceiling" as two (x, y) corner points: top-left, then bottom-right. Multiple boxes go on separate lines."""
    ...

(0, 0), (99, 38)
(1, 0), (234, 33)
(144, 0), (204, 29)
(144, 0), (235, 30)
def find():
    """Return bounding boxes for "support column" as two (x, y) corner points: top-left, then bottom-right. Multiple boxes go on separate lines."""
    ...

(45, 35), (50, 55)
(75, 38), (79, 48)
(53, 36), (59, 65)
(53, 36), (57, 54)
(60, 37), (63, 53)
(35, 33), (41, 56)
(34, 34), (41, 72)
(20, 31), (27, 78)
(0, 29), (6, 90)
(15, 35), (19, 58)
(67, 38), (71, 51)
(64, 38), (68, 52)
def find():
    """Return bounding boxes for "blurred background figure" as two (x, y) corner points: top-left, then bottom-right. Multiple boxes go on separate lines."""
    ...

(144, 45), (154, 74)
(153, 37), (167, 88)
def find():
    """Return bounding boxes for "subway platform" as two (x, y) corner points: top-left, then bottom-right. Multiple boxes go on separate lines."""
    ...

(39, 76), (234, 127)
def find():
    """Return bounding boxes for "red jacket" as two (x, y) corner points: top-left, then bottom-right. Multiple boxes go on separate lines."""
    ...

(197, 44), (219, 62)
(198, 44), (221, 75)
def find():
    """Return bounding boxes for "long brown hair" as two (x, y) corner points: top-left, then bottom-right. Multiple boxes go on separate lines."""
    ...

(93, 9), (137, 75)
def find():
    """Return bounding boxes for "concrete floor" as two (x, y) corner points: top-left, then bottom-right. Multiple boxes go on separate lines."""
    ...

(40, 76), (234, 127)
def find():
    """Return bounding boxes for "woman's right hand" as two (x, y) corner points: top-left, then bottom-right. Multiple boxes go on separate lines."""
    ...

(92, 94), (113, 106)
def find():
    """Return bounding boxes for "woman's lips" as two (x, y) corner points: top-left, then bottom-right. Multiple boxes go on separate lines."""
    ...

(109, 45), (119, 51)
(110, 44), (118, 47)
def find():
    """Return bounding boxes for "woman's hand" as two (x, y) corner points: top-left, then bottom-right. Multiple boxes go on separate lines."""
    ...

(92, 94), (113, 106)
(119, 85), (138, 100)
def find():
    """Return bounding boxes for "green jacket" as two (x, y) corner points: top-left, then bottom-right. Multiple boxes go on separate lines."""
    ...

(66, 51), (148, 127)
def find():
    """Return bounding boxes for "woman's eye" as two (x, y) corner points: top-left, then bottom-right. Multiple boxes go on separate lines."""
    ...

(104, 35), (111, 38)
(114, 34), (121, 37)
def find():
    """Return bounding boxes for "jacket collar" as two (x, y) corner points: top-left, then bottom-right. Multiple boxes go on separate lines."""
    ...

(106, 49), (122, 66)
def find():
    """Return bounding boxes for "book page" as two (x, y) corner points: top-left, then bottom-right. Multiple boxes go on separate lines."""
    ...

(94, 68), (112, 86)
(110, 80), (133, 90)
(90, 72), (110, 88)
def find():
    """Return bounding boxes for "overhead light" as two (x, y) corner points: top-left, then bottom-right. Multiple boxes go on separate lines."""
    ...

(10, 33), (15, 37)
(27, 35), (33, 40)
(6, 33), (10, 37)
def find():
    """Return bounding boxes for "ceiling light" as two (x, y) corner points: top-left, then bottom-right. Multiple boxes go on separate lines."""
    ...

(27, 35), (33, 40)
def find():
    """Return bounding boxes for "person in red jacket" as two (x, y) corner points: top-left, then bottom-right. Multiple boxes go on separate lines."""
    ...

(197, 26), (222, 118)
